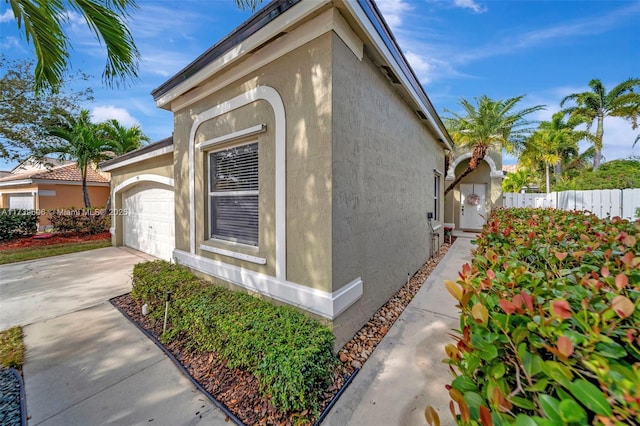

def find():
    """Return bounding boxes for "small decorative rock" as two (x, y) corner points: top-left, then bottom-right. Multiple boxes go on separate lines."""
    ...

(0, 368), (22, 426)
(351, 360), (362, 369)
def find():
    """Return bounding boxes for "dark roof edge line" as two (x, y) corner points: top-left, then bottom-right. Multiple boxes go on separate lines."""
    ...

(151, 0), (301, 100)
(356, 0), (453, 148)
(99, 136), (173, 169)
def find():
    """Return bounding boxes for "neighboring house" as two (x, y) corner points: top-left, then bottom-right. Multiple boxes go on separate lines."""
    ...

(101, 0), (453, 346)
(444, 150), (504, 232)
(0, 157), (110, 228)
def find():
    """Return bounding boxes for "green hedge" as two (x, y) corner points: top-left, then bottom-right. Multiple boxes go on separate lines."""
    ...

(437, 208), (639, 425)
(48, 208), (109, 234)
(0, 209), (37, 241)
(131, 261), (337, 414)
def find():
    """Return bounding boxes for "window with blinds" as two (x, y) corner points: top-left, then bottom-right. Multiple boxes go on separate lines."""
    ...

(208, 143), (259, 246)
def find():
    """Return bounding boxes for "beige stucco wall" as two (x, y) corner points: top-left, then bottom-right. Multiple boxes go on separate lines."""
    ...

(330, 33), (446, 345)
(444, 154), (503, 230)
(108, 153), (174, 246)
(172, 32), (334, 292)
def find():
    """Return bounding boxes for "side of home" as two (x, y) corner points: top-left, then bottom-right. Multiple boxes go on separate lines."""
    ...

(103, 0), (453, 345)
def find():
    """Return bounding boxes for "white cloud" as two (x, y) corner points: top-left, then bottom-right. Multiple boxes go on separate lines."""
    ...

(453, 0), (486, 14)
(91, 106), (139, 127)
(376, 0), (413, 30)
(0, 36), (22, 51)
(0, 8), (14, 22)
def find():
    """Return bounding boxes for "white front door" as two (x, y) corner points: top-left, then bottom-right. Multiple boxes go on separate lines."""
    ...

(460, 183), (487, 230)
(123, 183), (175, 260)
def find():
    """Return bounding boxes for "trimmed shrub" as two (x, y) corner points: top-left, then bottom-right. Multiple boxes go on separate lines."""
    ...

(48, 208), (109, 234)
(131, 261), (338, 414)
(435, 208), (639, 425)
(0, 209), (37, 241)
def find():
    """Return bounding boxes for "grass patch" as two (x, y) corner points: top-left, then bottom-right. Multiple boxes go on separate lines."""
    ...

(0, 327), (25, 369)
(131, 261), (338, 415)
(0, 239), (111, 265)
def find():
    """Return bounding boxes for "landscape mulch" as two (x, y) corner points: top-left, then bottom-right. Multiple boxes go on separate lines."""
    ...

(0, 232), (110, 251)
(112, 238), (455, 425)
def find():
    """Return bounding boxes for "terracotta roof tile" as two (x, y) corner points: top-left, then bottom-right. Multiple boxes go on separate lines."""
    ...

(0, 164), (109, 184)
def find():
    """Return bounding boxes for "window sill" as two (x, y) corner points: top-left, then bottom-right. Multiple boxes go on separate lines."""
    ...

(200, 244), (266, 265)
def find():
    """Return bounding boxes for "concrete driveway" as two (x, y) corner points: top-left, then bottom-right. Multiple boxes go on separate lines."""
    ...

(0, 247), (154, 330)
(0, 247), (229, 425)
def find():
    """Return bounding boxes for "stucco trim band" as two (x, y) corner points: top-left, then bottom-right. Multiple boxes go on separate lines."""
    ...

(199, 244), (266, 265)
(446, 152), (504, 181)
(197, 124), (267, 151)
(173, 249), (363, 320)
(166, 8), (363, 113)
(188, 85), (286, 280)
(101, 145), (174, 172)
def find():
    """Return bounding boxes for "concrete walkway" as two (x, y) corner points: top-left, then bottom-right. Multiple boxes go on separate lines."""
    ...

(325, 235), (476, 426)
(0, 247), (229, 426)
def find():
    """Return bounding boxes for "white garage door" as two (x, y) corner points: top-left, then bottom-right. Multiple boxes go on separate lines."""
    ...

(8, 193), (35, 210)
(123, 183), (175, 260)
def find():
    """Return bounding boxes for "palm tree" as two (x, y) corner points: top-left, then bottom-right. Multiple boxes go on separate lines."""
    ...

(502, 167), (535, 193)
(102, 119), (149, 154)
(444, 95), (545, 195)
(43, 109), (112, 208)
(6, 0), (264, 92)
(6, 0), (140, 91)
(519, 112), (592, 192)
(560, 78), (640, 169)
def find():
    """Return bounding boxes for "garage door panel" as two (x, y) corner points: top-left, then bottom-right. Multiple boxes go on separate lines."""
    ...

(123, 184), (174, 260)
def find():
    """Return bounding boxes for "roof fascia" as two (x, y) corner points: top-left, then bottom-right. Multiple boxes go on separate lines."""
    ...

(100, 145), (174, 172)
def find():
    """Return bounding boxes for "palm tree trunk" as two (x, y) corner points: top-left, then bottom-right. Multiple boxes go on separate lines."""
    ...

(81, 167), (91, 208)
(444, 145), (488, 195)
(593, 114), (604, 170)
(545, 163), (550, 193)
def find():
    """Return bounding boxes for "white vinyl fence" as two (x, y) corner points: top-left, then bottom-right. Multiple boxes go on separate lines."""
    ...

(503, 188), (640, 221)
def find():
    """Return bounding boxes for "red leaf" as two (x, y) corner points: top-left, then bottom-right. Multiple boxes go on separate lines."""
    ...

(600, 266), (610, 277)
(615, 273), (628, 290)
(479, 405), (493, 426)
(557, 335), (574, 358)
(521, 291), (534, 311)
(487, 269), (496, 279)
(499, 298), (517, 315)
(554, 251), (568, 261)
(552, 299), (572, 319)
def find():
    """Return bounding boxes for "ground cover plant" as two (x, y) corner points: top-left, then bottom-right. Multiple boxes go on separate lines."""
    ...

(428, 208), (639, 426)
(130, 261), (337, 416)
(0, 327), (24, 370)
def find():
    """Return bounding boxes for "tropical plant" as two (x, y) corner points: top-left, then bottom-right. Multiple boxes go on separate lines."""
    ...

(5, 0), (140, 91)
(561, 78), (640, 169)
(102, 119), (149, 155)
(427, 208), (640, 426)
(4, 0), (266, 92)
(0, 56), (92, 161)
(554, 158), (640, 191)
(444, 95), (545, 195)
(520, 112), (592, 192)
(41, 109), (113, 208)
(501, 168), (535, 193)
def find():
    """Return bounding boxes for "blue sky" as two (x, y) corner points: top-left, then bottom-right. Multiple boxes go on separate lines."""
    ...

(1, 0), (639, 171)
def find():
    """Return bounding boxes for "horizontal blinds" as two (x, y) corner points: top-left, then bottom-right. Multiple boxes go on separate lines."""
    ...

(211, 196), (258, 245)
(210, 143), (258, 191)
(208, 142), (259, 246)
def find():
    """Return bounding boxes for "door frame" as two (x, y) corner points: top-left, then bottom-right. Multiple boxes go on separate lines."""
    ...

(459, 183), (487, 230)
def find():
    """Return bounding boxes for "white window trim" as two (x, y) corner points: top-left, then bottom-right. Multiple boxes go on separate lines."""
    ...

(197, 124), (266, 151)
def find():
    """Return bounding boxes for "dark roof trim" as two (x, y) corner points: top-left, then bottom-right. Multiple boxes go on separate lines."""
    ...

(151, 0), (301, 100)
(357, 0), (452, 148)
(99, 136), (173, 170)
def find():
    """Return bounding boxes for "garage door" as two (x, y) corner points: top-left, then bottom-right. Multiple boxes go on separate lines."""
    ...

(123, 183), (175, 260)
(8, 193), (35, 210)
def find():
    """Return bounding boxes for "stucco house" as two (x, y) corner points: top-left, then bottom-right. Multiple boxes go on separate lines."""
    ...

(443, 150), (504, 232)
(0, 157), (110, 228)
(101, 0), (453, 345)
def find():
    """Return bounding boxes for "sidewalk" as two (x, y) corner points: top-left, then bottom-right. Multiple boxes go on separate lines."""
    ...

(324, 235), (476, 426)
